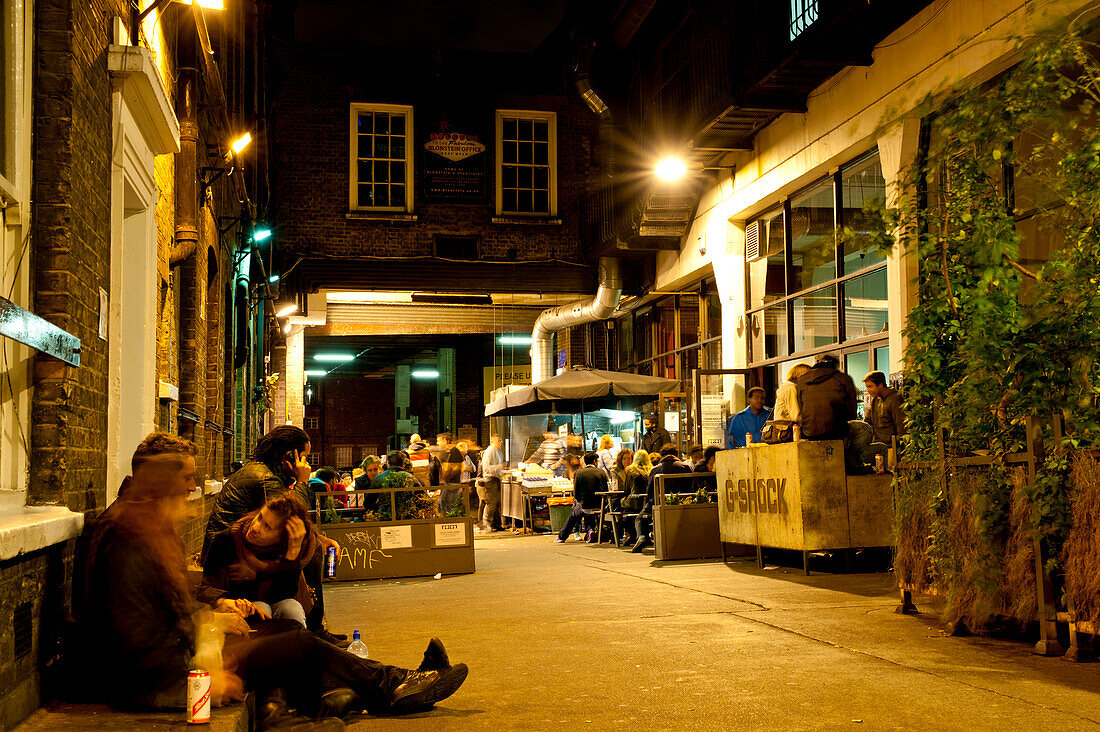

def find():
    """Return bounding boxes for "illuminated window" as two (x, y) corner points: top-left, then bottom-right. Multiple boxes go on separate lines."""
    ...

(790, 0), (818, 40)
(495, 110), (557, 216)
(350, 103), (414, 211)
(334, 445), (354, 468)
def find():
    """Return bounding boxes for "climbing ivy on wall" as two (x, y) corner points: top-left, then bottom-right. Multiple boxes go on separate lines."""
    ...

(865, 23), (1100, 618)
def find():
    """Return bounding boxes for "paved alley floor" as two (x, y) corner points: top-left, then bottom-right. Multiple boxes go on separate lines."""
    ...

(324, 533), (1100, 731)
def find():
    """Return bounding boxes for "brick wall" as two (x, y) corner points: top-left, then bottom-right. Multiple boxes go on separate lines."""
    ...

(270, 46), (599, 288)
(319, 377), (396, 466)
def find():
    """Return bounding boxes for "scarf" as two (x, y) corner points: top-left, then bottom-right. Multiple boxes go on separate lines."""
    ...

(229, 515), (316, 614)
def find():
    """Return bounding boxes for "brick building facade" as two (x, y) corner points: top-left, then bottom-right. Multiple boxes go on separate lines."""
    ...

(0, 1), (271, 725)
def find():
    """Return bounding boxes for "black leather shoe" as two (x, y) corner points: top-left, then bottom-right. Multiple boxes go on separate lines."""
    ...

(314, 628), (353, 649)
(631, 536), (649, 553)
(260, 694), (347, 730)
(318, 687), (361, 718)
(389, 663), (469, 713)
(418, 637), (451, 671)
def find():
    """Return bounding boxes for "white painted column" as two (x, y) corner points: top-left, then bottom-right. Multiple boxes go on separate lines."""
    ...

(877, 117), (923, 376)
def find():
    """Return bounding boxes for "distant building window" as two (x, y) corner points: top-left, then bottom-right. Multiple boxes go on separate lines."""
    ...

(334, 445), (354, 468)
(350, 103), (414, 211)
(306, 452), (321, 467)
(305, 416), (319, 430)
(495, 110), (556, 216)
(790, 0), (818, 40)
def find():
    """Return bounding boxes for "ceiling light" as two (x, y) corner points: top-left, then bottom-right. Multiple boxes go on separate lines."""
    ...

(283, 323), (293, 335)
(176, 0), (225, 8)
(498, 335), (533, 345)
(268, 274), (280, 283)
(411, 369), (440, 379)
(304, 369), (327, 377)
(275, 303), (297, 317)
(326, 291), (413, 304)
(610, 410), (636, 424)
(232, 132), (252, 154)
(314, 353), (355, 362)
(655, 156), (687, 182)
(254, 228), (272, 242)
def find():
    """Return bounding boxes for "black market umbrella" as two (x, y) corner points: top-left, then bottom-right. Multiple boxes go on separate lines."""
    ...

(484, 367), (681, 441)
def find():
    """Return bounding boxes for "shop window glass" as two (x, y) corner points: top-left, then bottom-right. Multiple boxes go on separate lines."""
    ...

(703, 282), (722, 340)
(679, 294), (699, 348)
(841, 153), (886, 274)
(748, 210), (785, 307)
(751, 302), (789, 361)
(789, 180), (836, 293)
(843, 350), (871, 418)
(842, 268), (888, 340)
(874, 345), (890, 374)
(792, 286), (837, 352)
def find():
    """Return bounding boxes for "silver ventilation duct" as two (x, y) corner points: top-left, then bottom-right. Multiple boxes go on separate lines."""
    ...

(531, 257), (623, 383)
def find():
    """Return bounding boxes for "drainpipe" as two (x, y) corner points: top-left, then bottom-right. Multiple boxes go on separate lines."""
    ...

(528, 35), (623, 384)
(172, 67), (199, 267)
(531, 257), (623, 383)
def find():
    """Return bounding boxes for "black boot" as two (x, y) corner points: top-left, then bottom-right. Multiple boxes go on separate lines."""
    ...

(318, 687), (361, 719)
(259, 689), (347, 730)
(388, 664), (469, 714)
(418, 637), (451, 671)
(631, 535), (649, 553)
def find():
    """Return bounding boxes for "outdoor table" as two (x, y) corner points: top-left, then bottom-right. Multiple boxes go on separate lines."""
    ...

(594, 490), (625, 546)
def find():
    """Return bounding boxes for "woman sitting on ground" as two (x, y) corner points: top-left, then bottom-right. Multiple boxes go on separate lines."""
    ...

(200, 494), (317, 628)
(618, 450), (653, 545)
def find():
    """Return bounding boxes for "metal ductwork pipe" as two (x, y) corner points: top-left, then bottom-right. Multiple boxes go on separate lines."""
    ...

(531, 257), (622, 383)
(171, 67), (200, 268)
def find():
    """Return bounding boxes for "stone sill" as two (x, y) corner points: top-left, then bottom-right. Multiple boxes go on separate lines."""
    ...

(491, 216), (562, 226)
(0, 505), (84, 561)
(345, 211), (418, 222)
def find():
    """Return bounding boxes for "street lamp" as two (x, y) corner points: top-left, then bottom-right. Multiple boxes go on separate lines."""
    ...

(232, 132), (252, 154)
(655, 156), (688, 182)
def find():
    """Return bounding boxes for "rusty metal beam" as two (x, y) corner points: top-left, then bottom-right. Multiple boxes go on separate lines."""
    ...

(0, 296), (81, 366)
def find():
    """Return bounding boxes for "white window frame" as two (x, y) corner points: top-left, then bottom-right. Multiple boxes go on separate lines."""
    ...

(0, 0), (34, 504)
(495, 109), (558, 217)
(349, 102), (415, 213)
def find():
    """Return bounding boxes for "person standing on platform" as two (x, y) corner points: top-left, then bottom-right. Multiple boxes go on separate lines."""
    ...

(726, 387), (771, 448)
(640, 414), (673, 455)
(476, 435), (504, 533)
(632, 444), (692, 553)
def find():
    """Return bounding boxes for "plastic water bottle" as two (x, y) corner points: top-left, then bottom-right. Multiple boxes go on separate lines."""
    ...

(347, 629), (369, 659)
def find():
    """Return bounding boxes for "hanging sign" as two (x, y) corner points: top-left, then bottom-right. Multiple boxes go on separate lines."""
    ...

(422, 116), (486, 203)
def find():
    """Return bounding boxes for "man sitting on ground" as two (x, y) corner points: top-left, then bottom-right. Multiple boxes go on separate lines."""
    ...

(553, 452), (609, 544)
(200, 493), (317, 629)
(79, 432), (468, 729)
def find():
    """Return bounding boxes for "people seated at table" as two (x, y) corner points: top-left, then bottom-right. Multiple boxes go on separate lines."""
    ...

(611, 447), (634, 493)
(640, 414), (673, 455)
(633, 445), (693, 553)
(727, 387), (772, 448)
(774, 363), (811, 422)
(619, 449), (652, 547)
(79, 432), (468, 728)
(596, 434), (617, 482)
(864, 370), (906, 447)
(203, 425), (345, 647)
(560, 452), (582, 481)
(199, 494), (316, 629)
(372, 451), (425, 519)
(687, 444), (704, 470)
(553, 452), (608, 543)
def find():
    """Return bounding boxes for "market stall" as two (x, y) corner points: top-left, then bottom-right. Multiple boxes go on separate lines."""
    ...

(715, 440), (893, 574)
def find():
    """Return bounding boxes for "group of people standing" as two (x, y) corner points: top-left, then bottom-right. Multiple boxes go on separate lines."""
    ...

(726, 353), (906, 472)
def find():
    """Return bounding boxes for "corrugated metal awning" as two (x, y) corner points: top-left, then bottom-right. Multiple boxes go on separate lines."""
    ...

(324, 303), (543, 335)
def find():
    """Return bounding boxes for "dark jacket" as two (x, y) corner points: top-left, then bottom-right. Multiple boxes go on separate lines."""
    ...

(198, 523), (315, 613)
(641, 426), (674, 456)
(868, 386), (906, 444)
(795, 364), (858, 440)
(572, 465), (609, 510)
(693, 459), (718, 492)
(645, 455), (693, 503)
(202, 460), (305, 560)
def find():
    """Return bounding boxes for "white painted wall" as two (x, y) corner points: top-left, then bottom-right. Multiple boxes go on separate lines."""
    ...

(652, 0), (1095, 376)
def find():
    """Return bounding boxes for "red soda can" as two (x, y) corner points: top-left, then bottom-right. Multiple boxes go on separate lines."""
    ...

(745, 433), (753, 446)
(875, 454), (885, 474)
(188, 669), (211, 724)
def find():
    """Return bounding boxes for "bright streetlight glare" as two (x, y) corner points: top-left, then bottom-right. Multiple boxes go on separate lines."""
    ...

(232, 132), (252, 154)
(176, 0), (225, 8)
(304, 369), (327, 377)
(254, 228), (272, 242)
(655, 156), (687, 182)
(314, 353), (355, 362)
(275, 304), (298, 317)
(411, 369), (440, 379)
(498, 335), (533, 345)
(268, 275), (280, 283)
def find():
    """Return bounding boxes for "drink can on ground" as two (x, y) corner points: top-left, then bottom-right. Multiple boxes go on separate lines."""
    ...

(187, 669), (211, 724)
(875, 454), (885, 474)
(326, 546), (337, 578)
